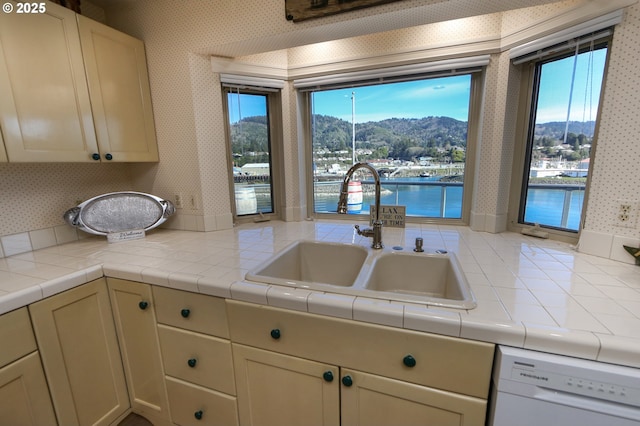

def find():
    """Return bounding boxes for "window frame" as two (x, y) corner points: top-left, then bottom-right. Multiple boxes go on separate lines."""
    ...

(300, 68), (484, 225)
(222, 85), (285, 223)
(507, 35), (612, 243)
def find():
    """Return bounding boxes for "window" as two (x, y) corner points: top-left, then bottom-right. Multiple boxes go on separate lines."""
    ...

(224, 87), (282, 219)
(513, 34), (610, 233)
(300, 69), (483, 222)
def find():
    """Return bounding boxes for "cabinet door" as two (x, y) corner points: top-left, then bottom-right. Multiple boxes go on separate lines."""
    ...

(340, 369), (487, 426)
(29, 278), (129, 426)
(233, 343), (339, 426)
(107, 278), (171, 425)
(0, 1), (98, 162)
(77, 15), (159, 162)
(0, 352), (57, 426)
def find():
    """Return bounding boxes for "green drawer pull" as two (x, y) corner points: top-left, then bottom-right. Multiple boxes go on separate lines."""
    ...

(181, 308), (191, 318)
(194, 410), (203, 420)
(138, 301), (149, 310)
(270, 328), (281, 340)
(188, 358), (197, 368)
(403, 354), (417, 368)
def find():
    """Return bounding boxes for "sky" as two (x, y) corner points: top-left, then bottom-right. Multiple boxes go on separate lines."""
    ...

(227, 47), (607, 125)
(535, 48), (607, 124)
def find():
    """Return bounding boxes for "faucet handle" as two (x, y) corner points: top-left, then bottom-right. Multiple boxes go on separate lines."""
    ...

(355, 224), (374, 237)
(414, 237), (424, 252)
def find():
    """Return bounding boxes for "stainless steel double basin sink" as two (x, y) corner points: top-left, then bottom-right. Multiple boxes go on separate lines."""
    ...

(245, 240), (476, 309)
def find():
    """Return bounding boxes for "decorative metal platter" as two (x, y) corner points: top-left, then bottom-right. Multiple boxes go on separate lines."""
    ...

(63, 192), (175, 236)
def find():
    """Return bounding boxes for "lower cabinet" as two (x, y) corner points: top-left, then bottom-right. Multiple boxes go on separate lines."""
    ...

(29, 278), (129, 426)
(153, 285), (239, 426)
(233, 344), (487, 426)
(228, 300), (494, 426)
(233, 344), (340, 426)
(3, 277), (494, 426)
(340, 369), (487, 426)
(107, 278), (171, 426)
(0, 307), (56, 426)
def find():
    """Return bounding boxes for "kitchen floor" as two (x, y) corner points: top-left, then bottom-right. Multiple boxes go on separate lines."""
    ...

(118, 413), (153, 426)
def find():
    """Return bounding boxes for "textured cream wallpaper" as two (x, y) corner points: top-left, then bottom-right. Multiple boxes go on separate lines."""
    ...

(0, 163), (132, 235)
(584, 3), (640, 237)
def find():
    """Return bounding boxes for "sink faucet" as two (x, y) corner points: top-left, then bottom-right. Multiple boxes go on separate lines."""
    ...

(337, 162), (383, 249)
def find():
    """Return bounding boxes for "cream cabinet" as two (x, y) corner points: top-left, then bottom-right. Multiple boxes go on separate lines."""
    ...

(227, 300), (494, 426)
(0, 1), (158, 163)
(153, 286), (239, 426)
(0, 1), (98, 162)
(107, 278), (171, 426)
(233, 343), (340, 426)
(77, 16), (159, 162)
(28, 278), (130, 426)
(0, 308), (57, 426)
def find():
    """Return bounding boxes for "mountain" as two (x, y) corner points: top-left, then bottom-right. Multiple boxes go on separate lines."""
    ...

(230, 115), (596, 163)
(534, 121), (596, 139)
(310, 115), (468, 150)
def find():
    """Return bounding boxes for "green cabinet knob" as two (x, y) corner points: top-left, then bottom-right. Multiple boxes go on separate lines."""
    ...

(181, 308), (191, 318)
(341, 375), (353, 387)
(138, 301), (149, 310)
(188, 358), (197, 368)
(270, 328), (281, 340)
(91, 153), (100, 161)
(323, 371), (334, 382)
(105, 153), (113, 161)
(403, 355), (417, 368)
(194, 410), (203, 420)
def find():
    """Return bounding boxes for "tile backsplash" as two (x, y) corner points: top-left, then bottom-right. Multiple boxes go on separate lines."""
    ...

(0, 225), (81, 258)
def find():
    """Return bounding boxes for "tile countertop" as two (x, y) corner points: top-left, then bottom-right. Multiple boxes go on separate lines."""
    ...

(1, 220), (640, 368)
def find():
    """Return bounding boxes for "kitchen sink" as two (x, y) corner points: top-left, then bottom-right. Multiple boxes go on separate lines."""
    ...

(361, 251), (476, 309)
(245, 240), (368, 288)
(245, 240), (476, 309)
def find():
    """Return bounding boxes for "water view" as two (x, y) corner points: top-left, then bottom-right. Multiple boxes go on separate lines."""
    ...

(313, 176), (584, 230)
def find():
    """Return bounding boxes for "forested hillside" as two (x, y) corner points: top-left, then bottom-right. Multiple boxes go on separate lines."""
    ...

(229, 115), (596, 165)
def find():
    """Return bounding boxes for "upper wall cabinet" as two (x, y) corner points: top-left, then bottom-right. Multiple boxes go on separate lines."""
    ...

(0, 1), (159, 163)
(77, 15), (159, 162)
(0, 2), (98, 162)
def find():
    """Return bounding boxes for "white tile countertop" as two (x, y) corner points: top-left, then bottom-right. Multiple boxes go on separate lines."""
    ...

(1, 220), (640, 368)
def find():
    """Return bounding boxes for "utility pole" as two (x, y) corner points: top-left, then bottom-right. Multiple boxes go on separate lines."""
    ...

(351, 91), (356, 165)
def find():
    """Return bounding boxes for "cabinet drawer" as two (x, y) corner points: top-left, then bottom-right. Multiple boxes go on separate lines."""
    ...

(158, 324), (235, 395)
(0, 307), (37, 368)
(153, 286), (229, 338)
(227, 300), (494, 399)
(166, 376), (238, 426)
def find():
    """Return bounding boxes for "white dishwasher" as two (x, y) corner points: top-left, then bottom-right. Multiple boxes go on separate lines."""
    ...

(488, 346), (640, 426)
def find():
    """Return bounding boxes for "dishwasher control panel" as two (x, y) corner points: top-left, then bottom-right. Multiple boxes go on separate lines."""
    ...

(495, 346), (640, 407)
(510, 363), (640, 405)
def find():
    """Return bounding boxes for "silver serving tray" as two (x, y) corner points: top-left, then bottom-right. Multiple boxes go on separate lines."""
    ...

(63, 192), (175, 236)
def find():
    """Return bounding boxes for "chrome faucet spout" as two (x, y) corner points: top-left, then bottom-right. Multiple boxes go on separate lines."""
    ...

(337, 162), (383, 249)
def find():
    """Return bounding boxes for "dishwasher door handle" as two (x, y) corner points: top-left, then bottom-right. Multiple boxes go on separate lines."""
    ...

(532, 386), (640, 422)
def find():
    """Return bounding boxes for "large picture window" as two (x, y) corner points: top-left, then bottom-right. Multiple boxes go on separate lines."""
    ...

(302, 70), (481, 222)
(516, 36), (610, 233)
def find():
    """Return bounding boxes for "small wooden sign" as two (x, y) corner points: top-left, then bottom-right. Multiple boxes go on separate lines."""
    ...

(370, 205), (406, 228)
(285, 0), (405, 22)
